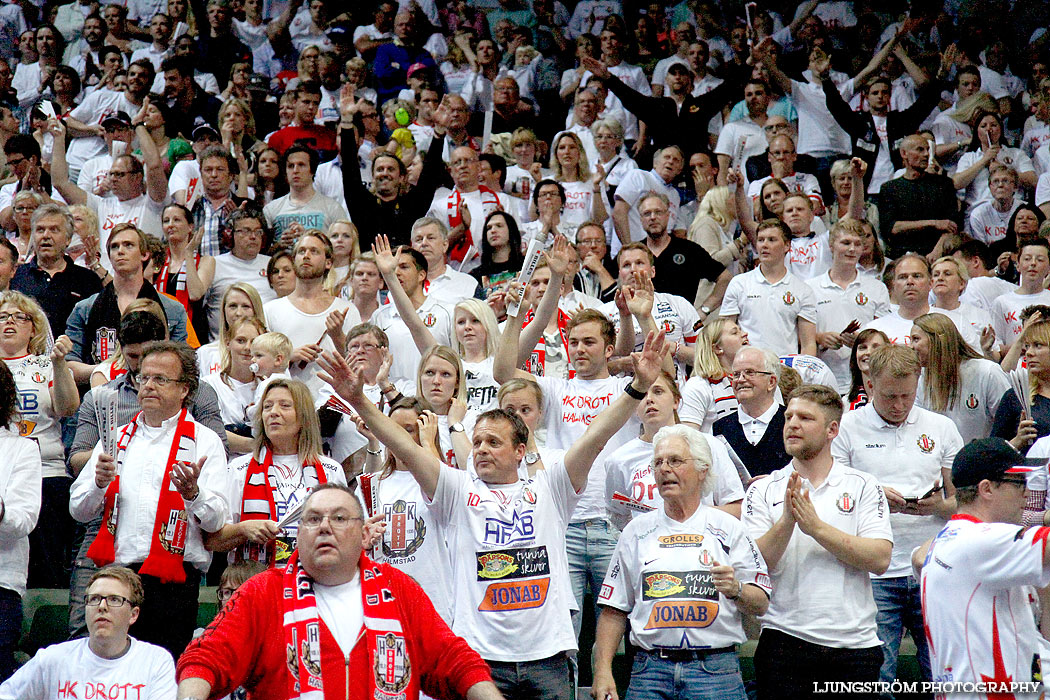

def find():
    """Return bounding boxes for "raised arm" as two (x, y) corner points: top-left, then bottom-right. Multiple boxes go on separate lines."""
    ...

(624, 278), (675, 376)
(850, 28), (902, 88)
(516, 236), (573, 365)
(132, 98), (168, 204)
(729, 169), (758, 244)
(847, 158), (867, 219)
(45, 118), (87, 205)
(563, 330), (667, 491)
(785, 0), (819, 39)
(756, 38), (793, 96)
(373, 234), (437, 353)
(318, 351), (443, 499)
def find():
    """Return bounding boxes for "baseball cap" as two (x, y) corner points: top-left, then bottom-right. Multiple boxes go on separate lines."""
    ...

(406, 62), (428, 78)
(951, 438), (1044, 488)
(101, 111), (133, 129)
(192, 124), (220, 141)
(247, 73), (270, 92)
(666, 62), (693, 76)
(326, 20), (353, 41)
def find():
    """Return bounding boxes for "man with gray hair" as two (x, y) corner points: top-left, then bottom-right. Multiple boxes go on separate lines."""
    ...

(11, 204), (102, 336)
(410, 216), (479, 305)
(70, 340), (229, 660)
(745, 383), (892, 700)
(612, 146), (686, 247)
(714, 346), (791, 478)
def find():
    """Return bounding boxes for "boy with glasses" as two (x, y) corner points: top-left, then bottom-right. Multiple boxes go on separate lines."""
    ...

(0, 566), (177, 697)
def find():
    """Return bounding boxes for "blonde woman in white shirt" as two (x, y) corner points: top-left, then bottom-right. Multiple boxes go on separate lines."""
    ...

(549, 131), (607, 229)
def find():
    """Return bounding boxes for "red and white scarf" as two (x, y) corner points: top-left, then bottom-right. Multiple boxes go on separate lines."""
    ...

(87, 408), (198, 583)
(521, 308), (575, 379)
(238, 447), (328, 566)
(446, 186), (502, 263)
(282, 551), (418, 700)
(156, 251), (201, 319)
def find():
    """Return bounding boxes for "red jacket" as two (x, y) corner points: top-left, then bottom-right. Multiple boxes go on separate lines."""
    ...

(177, 560), (492, 699)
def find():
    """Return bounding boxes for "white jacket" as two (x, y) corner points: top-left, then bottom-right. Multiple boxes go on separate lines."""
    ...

(0, 426), (42, 597)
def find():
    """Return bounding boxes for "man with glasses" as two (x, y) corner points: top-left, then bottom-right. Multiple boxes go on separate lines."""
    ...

(0, 566), (178, 696)
(832, 344), (962, 689)
(747, 135), (824, 213)
(205, 206), (275, 340)
(71, 340), (228, 660)
(612, 146), (686, 247)
(0, 136), (56, 228)
(714, 346), (791, 479)
(744, 116), (815, 182)
(574, 221), (617, 302)
(176, 483), (501, 700)
(75, 111), (135, 197)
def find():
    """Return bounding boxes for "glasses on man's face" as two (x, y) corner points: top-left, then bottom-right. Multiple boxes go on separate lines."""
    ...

(217, 587), (236, 602)
(0, 312), (31, 324)
(300, 512), (363, 530)
(577, 238), (605, 247)
(347, 342), (380, 353)
(234, 227), (262, 237)
(138, 374), (179, 387)
(652, 456), (695, 470)
(87, 594), (131, 608)
(731, 369), (774, 381)
(6, 155), (24, 168)
(14, 205), (35, 213)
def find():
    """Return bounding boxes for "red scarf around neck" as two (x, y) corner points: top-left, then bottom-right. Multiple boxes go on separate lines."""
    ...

(238, 447), (328, 566)
(87, 408), (198, 583)
(156, 250), (201, 319)
(282, 551), (418, 700)
(447, 186), (502, 263)
(522, 307), (575, 379)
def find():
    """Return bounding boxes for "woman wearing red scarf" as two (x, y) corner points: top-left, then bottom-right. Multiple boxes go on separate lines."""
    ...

(204, 378), (346, 567)
(155, 203), (215, 347)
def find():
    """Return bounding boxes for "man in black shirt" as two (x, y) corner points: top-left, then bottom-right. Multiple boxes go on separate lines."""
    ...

(339, 90), (448, 251)
(877, 135), (962, 259)
(10, 205), (102, 336)
(638, 192), (730, 319)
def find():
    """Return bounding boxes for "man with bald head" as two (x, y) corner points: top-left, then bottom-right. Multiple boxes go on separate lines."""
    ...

(373, 10), (436, 105)
(878, 134), (963, 259)
(747, 135), (823, 212)
(745, 116), (819, 182)
(486, 77), (533, 135)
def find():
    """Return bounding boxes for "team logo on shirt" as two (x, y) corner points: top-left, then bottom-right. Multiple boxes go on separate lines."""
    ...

(966, 394), (979, 410)
(660, 320), (675, 333)
(373, 632), (412, 694)
(31, 372), (45, 384)
(855, 292), (868, 306)
(673, 254), (686, 265)
(917, 434), (936, 453)
(782, 292), (796, 305)
(422, 313), (437, 327)
(836, 493), (855, 514)
(159, 509), (188, 555)
(522, 487), (537, 505)
(698, 549), (714, 567)
(382, 500), (427, 559)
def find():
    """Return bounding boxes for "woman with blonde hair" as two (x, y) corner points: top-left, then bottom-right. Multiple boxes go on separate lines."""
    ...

(689, 186), (747, 272)
(218, 97), (261, 157)
(0, 290), (78, 587)
(548, 130), (607, 229)
(89, 298), (169, 386)
(204, 378), (345, 567)
(202, 317), (267, 456)
(824, 158), (880, 234)
(680, 318), (747, 431)
(912, 312), (1009, 443)
(416, 344), (473, 469)
(929, 256), (995, 357)
(993, 318), (1050, 450)
(67, 204), (103, 273)
(591, 118), (638, 207)
(452, 298), (502, 412)
(324, 220), (361, 298)
(196, 282), (266, 376)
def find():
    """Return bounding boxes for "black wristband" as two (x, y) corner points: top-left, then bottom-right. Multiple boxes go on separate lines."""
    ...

(624, 383), (646, 400)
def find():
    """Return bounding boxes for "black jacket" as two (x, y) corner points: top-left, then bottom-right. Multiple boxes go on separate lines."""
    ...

(821, 75), (944, 188)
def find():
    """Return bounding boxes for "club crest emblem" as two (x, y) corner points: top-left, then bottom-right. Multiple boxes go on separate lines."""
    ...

(783, 292), (795, 305)
(422, 313), (436, 327)
(917, 434), (935, 454)
(965, 394), (979, 410)
(374, 632), (411, 693)
(382, 500), (426, 558)
(837, 493), (855, 513)
(698, 549), (713, 567)
(855, 292), (868, 306)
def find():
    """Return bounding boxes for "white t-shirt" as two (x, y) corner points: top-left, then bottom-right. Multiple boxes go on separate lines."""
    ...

(77, 153), (115, 196)
(960, 275), (1017, 313)
(714, 119), (767, 187)
(196, 342), (221, 377)
(680, 375), (737, 433)
(206, 253), (276, 340)
(862, 309), (982, 351)
(933, 303), (994, 350)
(369, 295), (454, 389)
(598, 292), (700, 382)
(967, 200), (1020, 244)
(778, 354), (838, 388)
(922, 516), (1050, 697)
(66, 88), (139, 177)
(4, 355), (64, 478)
(598, 505), (770, 650)
(992, 289), (1050, 348)
(262, 191), (349, 243)
(807, 272), (892, 392)
(313, 575), (363, 655)
(743, 461), (891, 648)
(464, 356), (499, 413)
(0, 637), (176, 700)
(604, 435), (745, 525)
(558, 180), (600, 231)
(201, 373), (255, 427)
(721, 267), (819, 356)
(832, 404), (963, 578)
(954, 147), (1034, 208)
(87, 192), (166, 273)
(367, 469), (455, 623)
(790, 78), (852, 157)
(427, 459), (580, 662)
(915, 358), (1010, 444)
(786, 231), (833, 281)
(423, 268), (479, 307)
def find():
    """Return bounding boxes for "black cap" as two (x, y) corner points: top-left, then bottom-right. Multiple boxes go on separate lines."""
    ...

(247, 73), (270, 92)
(101, 111), (133, 129)
(192, 123), (220, 141)
(326, 20), (353, 40)
(666, 62), (693, 76)
(951, 438), (1044, 488)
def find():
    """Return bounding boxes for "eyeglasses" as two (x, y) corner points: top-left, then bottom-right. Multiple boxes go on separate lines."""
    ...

(347, 342), (380, 353)
(86, 594), (131, 607)
(577, 238), (605, 246)
(138, 374), (180, 387)
(217, 587), (237, 602)
(640, 209), (668, 219)
(6, 155), (24, 167)
(652, 456), (695, 470)
(14, 206), (35, 213)
(731, 369), (774, 381)
(300, 512), (363, 530)
(234, 227), (263, 237)
(0, 312), (32, 323)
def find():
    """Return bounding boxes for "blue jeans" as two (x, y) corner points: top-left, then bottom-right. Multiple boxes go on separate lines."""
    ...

(626, 650), (746, 700)
(487, 652), (573, 700)
(871, 576), (931, 684)
(566, 519), (619, 638)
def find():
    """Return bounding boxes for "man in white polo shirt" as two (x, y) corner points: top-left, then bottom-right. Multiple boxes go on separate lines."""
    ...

(808, 218), (892, 392)
(721, 219), (818, 356)
(410, 216), (480, 306)
(831, 344), (963, 688)
(862, 253), (982, 350)
(611, 146), (685, 246)
(992, 238), (1050, 356)
(746, 384), (892, 700)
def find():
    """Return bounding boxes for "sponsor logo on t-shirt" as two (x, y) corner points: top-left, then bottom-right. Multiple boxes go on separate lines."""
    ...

(476, 546), (550, 580)
(658, 534), (703, 548)
(641, 569), (720, 629)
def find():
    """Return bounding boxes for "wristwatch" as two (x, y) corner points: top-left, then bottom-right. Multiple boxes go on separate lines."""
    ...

(700, 305), (712, 316)
(524, 452), (540, 465)
(449, 422), (465, 434)
(726, 581), (742, 601)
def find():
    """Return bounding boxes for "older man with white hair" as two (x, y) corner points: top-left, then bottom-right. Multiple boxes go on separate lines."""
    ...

(409, 216), (479, 305)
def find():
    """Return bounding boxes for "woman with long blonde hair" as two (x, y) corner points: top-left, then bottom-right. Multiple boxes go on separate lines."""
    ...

(324, 220), (361, 298)
(680, 318), (747, 431)
(911, 312), (1009, 443)
(202, 317), (266, 456)
(689, 186), (747, 274)
(548, 130), (607, 229)
(196, 282), (267, 376)
(416, 344), (472, 469)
